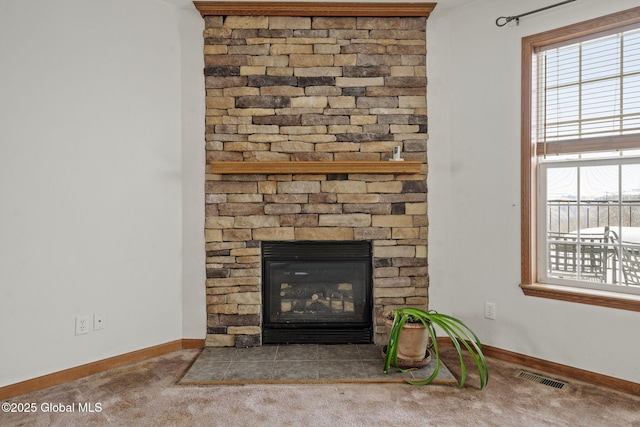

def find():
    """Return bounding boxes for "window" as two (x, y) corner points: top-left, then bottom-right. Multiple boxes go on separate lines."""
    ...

(540, 158), (640, 293)
(521, 7), (640, 310)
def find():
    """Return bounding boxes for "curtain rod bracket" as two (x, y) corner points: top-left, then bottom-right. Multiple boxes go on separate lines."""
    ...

(496, 16), (519, 27)
(496, 0), (577, 28)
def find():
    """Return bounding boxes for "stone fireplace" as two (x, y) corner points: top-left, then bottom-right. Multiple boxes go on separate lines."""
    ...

(196, 2), (434, 347)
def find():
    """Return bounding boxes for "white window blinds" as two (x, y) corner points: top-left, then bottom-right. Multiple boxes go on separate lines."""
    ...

(534, 25), (640, 155)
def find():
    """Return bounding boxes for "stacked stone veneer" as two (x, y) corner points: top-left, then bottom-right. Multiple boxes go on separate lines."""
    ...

(203, 15), (428, 346)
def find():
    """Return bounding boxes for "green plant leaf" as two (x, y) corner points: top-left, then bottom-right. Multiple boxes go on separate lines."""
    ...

(382, 308), (489, 389)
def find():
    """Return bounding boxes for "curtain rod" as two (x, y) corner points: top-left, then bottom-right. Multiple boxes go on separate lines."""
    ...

(496, 0), (577, 27)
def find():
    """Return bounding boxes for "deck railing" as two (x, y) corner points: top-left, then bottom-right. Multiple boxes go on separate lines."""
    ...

(546, 200), (640, 287)
(547, 200), (640, 234)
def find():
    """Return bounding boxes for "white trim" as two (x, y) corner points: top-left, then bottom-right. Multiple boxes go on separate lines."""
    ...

(537, 156), (640, 296)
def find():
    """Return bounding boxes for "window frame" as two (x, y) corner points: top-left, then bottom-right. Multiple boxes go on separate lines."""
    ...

(538, 156), (640, 295)
(521, 6), (640, 312)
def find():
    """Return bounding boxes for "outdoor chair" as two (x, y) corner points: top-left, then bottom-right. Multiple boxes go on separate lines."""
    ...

(606, 228), (640, 286)
(547, 231), (607, 282)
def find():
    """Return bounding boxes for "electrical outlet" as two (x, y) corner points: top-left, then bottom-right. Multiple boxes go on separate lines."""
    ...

(94, 313), (106, 330)
(75, 315), (90, 335)
(484, 302), (496, 320)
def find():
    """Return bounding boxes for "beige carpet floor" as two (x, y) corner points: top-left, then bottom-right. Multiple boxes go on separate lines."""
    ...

(2, 347), (639, 426)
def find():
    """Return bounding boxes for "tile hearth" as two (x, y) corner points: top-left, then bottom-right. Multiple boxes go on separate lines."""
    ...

(179, 344), (456, 384)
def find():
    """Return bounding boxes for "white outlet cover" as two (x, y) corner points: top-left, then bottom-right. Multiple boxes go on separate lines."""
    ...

(94, 313), (106, 330)
(75, 315), (90, 335)
(484, 302), (496, 320)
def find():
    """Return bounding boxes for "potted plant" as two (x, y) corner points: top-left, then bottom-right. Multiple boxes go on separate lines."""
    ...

(383, 307), (489, 389)
(383, 312), (431, 366)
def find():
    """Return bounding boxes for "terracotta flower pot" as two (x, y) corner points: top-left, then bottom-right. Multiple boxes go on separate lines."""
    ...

(385, 317), (430, 362)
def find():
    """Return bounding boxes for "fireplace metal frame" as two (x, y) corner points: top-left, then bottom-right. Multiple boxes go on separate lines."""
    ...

(262, 241), (373, 344)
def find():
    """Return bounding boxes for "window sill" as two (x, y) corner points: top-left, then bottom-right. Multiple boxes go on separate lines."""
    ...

(520, 283), (640, 312)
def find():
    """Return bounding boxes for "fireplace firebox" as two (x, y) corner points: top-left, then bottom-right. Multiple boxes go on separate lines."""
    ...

(262, 241), (373, 344)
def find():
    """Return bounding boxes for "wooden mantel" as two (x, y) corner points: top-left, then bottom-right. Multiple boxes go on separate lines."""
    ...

(193, 2), (437, 17)
(210, 161), (423, 174)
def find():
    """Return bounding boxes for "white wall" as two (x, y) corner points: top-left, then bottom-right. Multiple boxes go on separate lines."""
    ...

(0, 0), (203, 387)
(178, 7), (206, 340)
(428, 0), (640, 383)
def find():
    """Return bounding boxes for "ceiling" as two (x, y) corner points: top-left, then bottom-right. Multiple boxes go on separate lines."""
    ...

(160, 0), (475, 11)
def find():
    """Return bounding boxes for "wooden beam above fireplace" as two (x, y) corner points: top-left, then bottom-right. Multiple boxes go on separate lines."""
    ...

(210, 161), (423, 174)
(193, 2), (437, 17)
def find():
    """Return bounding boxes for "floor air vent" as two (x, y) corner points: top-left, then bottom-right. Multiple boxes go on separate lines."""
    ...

(516, 370), (567, 390)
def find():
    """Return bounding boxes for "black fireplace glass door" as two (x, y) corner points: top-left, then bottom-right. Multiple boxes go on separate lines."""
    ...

(265, 260), (370, 325)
